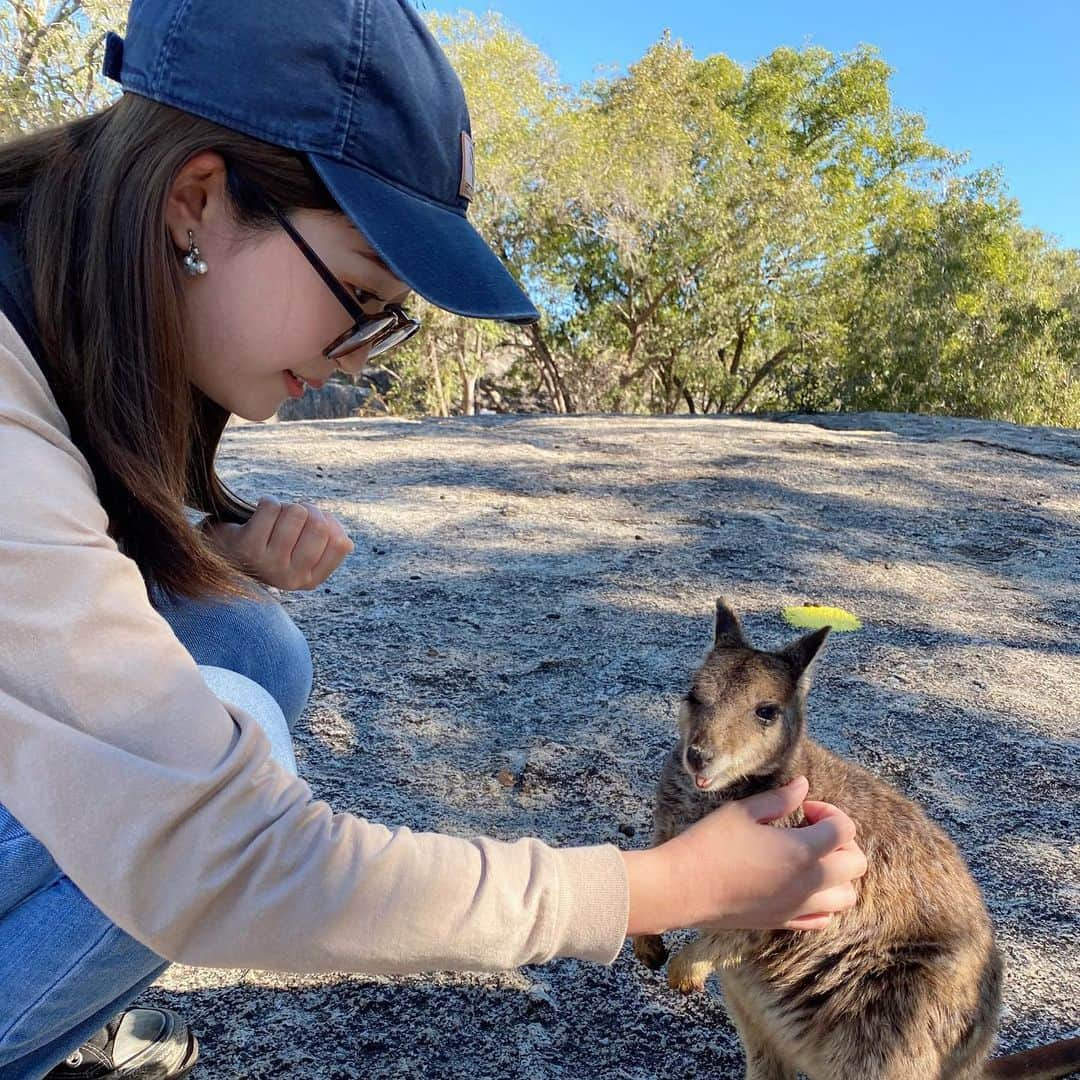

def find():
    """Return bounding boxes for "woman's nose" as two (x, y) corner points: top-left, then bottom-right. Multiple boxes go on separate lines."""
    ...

(333, 342), (373, 376)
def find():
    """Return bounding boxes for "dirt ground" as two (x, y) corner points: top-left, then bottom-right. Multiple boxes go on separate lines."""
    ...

(143, 411), (1079, 1079)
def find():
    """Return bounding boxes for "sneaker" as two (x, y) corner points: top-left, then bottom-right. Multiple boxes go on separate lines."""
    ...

(44, 1008), (198, 1079)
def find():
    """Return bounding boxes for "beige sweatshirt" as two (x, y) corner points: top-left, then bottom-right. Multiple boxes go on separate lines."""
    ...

(0, 312), (630, 974)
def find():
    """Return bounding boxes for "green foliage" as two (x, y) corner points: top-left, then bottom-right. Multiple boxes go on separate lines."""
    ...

(4, 3), (1076, 427)
(1, 1), (125, 137)
(842, 172), (1080, 425)
(403, 16), (1077, 426)
(511, 36), (953, 416)
(391, 12), (576, 413)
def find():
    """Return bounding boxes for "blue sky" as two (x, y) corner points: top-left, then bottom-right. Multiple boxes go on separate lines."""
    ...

(444, 1), (1080, 250)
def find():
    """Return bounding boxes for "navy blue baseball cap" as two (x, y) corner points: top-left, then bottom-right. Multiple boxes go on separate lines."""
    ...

(101, 0), (540, 324)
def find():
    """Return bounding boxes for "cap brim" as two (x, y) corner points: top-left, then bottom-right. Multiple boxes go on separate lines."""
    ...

(308, 154), (539, 324)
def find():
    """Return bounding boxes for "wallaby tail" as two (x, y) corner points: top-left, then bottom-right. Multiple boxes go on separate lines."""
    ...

(984, 1036), (1080, 1079)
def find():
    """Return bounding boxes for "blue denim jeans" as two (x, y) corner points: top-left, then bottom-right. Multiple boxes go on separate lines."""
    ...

(0, 586), (312, 1079)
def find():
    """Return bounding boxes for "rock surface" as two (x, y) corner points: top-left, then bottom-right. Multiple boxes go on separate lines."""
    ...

(144, 412), (1079, 1079)
(276, 381), (375, 421)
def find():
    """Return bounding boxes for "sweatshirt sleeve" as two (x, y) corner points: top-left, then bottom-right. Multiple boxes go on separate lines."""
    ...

(0, 328), (630, 974)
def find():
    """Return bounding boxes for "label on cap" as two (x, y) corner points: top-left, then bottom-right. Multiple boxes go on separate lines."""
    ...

(102, 31), (124, 82)
(459, 131), (475, 201)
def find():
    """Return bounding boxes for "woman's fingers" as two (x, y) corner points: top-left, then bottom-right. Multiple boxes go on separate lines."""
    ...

(787, 882), (860, 927)
(744, 775), (810, 824)
(308, 516), (354, 585)
(629, 779), (869, 937)
(208, 498), (353, 590)
(827, 844), (868, 885)
(289, 505), (332, 579)
(802, 799), (852, 827)
(798, 804), (858, 856)
(266, 502), (311, 566)
(241, 496), (283, 552)
(785, 912), (834, 931)
(797, 802), (865, 885)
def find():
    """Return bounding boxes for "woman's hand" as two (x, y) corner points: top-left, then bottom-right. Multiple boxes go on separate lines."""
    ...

(622, 776), (867, 936)
(204, 496), (354, 591)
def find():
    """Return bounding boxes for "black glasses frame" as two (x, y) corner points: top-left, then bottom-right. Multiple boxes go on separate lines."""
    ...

(227, 169), (420, 361)
(267, 204), (420, 361)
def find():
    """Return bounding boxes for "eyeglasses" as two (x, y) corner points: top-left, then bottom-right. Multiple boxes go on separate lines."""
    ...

(231, 170), (421, 362)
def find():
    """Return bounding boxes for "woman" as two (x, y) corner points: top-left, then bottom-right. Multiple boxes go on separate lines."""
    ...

(0, 1), (866, 1076)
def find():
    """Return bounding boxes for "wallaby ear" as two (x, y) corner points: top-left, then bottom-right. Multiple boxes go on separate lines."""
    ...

(780, 626), (830, 679)
(713, 598), (750, 649)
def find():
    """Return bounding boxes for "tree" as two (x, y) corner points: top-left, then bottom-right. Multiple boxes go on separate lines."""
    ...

(532, 38), (947, 414)
(842, 170), (1080, 426)
(416, 11), (577, 413)
(388, 22), (1076, 426)
(9, 4), (1075, 427)
(1, 1), (125, 138)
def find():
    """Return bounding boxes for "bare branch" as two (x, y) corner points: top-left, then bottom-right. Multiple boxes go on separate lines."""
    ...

(730, 346), (794, 413)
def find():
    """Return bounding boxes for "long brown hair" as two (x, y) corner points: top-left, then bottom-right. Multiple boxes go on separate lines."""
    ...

(0, 94), (339, 598)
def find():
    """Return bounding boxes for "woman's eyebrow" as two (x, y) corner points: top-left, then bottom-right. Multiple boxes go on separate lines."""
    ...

(347, 247), (409, 303)
(351, 249), (396, 276)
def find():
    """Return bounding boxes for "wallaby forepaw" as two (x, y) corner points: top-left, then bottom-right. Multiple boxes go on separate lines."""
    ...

(668, 969), (708, 995)
(633, 934), (669, 970)
(667, 949), (713, 994)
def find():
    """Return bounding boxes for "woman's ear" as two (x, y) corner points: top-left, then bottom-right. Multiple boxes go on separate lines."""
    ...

(164, 151), (230, 253)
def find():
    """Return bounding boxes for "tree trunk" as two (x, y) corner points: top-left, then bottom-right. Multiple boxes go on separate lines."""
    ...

(730, 347), (793, 413)
(429, 341), (449, 418)
(461, 371), (477, 415)
(729, 325), (748, 377)
(525, 323), (571, 413)
(454, 323), (479, 416)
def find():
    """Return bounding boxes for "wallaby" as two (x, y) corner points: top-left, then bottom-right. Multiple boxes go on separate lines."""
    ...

(633, 600), (1080, 1080)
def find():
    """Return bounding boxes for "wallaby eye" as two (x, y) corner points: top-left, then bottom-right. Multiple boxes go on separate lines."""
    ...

(684, 690), (701, 707)
(755, 704), (780, 725)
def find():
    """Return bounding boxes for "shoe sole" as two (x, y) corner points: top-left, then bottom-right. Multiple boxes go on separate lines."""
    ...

(173, 1031), (199, 1078)
(122, 1029), (199, 1079)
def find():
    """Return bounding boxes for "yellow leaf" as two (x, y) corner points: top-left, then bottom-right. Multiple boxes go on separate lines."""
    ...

(782, 604), (862, 631)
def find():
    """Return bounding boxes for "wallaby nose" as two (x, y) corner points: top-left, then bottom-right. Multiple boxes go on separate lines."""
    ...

(686, 745), (712, 773)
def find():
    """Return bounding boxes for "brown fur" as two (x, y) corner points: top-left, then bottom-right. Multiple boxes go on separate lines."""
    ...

(633, 601), (1077, 1080)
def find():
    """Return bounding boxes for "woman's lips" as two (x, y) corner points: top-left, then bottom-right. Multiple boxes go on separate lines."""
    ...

(285, 369), (328, 395)
(284, 370), (305, 398)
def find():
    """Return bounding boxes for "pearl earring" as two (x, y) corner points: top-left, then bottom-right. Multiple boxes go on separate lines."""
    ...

(183, 229), (208, 276)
